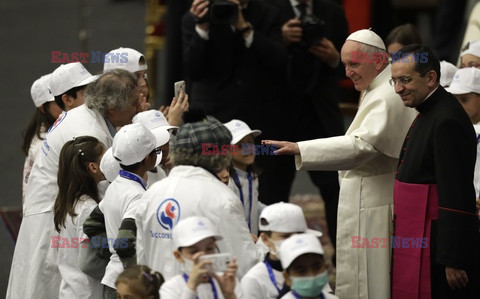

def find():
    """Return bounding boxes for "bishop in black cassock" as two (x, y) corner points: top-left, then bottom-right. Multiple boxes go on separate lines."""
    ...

(391, 45), (480, 299)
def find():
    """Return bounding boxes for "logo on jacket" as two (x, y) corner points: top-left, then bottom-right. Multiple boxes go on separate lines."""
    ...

(156, 198), (181, 230)
(47, 111), (67, 133)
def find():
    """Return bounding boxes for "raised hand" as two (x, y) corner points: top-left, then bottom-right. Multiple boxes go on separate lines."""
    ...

(262, 140), (300, 155)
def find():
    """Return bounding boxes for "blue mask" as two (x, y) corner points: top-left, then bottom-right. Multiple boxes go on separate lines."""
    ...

(291, 271), (328, 297)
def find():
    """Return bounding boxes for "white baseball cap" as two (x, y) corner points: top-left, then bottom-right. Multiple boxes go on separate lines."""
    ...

(346, 28), (386, 51)
(172, 216), (223, 249)
(132, 110), (176, 146)
(112, 123), (162, 166)
(279, 233), (324, 269)
(259, 202), (322, 237)
(49, 62), (97, 96)
(461, 40), (480, 58)
(224, 119), (262, 144)
(446, 67), (480, 95)
(100, 147), (121, 182)
(439, 60), (458, 87)
(31, 74), (55, 107)
(103, 47), (147, 73)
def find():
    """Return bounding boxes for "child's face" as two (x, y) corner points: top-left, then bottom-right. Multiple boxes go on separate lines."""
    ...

(261, 231), (298, 255)
(116, 282), (144, 299)
(455, 92), (480, 123)
(232, 134), (255, 170)
(460, 54), (480, 68)
(284, 253), (328, 297)
(178, 237), (217, 260)
(90, 147), (107, 184)
(286, 253), (326, 280)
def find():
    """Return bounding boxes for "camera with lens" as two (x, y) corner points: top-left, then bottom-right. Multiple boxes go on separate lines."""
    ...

(299, 14), (325, 47)
(196, 0), (239, 25)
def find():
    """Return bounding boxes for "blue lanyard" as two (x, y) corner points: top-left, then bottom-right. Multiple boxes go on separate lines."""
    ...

(263, 260), (281, 294)
(232, 170), (253, 230)
(292, 290), (325, 299)
(119, 170), (147, 190)
(182, 273), (218, 299)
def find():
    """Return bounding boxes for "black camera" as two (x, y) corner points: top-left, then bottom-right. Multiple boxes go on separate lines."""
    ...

(196, 0), (239, 25)
(299, 14), (325, 47)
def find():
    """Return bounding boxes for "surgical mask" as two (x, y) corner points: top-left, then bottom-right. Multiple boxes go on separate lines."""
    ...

(291, 271), (328, 297)
(270, 239), (284, 255)
(180, 256), (195, 274)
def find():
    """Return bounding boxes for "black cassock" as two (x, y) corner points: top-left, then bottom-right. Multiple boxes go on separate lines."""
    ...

(393, 86), (480, 299)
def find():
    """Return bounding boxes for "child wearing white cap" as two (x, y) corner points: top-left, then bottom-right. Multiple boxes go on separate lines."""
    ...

(224, 119), (264, 236)
(446, 67), (480, 215)
(439, 60), (458, 88)
(53, 136), (106, 299)
(160, 216), (242, 299)
(460, 40), (480, 68)
(132, 110), (177, 187)
(241, 202), (323, 299)
(279, 234), (337, 299)
(104, 47), (149, 99)
(22, 73), (62, 203)
(50, 62), (97, 111)
(98, 123), (162, 298)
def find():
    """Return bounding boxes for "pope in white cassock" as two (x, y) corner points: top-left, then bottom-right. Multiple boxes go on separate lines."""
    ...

(263, 29), (417, 299)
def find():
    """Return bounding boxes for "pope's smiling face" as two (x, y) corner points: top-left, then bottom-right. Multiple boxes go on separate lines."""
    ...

(341, 40), (382, 91)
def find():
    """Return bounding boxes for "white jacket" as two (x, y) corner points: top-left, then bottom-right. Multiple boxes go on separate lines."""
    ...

(135, 165), (262, 280)
(8, 105), (113, 299)
(240, 260), (283, 299)
(100, 174), (146, 288)
(227, 167), (261, 235)
(58, 195), (102, 299)
(160, 274), (243, 299)
(295, 64), (417, 299)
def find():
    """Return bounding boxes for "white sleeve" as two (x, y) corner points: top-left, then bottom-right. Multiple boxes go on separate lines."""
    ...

(211, 193), (263, 277)
(294, 135), (379, 171)
(195, 25), (209, 40)
(240, 275), (264, 299)
(160, 278), (197, 299)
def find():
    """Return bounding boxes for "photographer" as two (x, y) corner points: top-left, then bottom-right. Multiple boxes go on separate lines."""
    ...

(181, 0), (287, 142)
(260, 0), (348, 248)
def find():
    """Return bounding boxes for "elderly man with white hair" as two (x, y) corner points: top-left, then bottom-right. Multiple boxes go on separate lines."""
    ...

(263, 29), (417, 299)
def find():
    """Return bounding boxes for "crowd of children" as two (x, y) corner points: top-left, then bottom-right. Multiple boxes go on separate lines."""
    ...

(16, 32), (480, 298)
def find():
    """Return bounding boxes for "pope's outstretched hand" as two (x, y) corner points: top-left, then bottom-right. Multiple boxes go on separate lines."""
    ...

(262, 140), (300, 155)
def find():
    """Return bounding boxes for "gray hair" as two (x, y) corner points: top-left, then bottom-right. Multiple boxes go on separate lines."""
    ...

(85, 69), (137, 117)
(169, 147), (232, 174)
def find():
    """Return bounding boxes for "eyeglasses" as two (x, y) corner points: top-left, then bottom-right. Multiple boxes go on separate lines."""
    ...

(389, 76), (413, 87)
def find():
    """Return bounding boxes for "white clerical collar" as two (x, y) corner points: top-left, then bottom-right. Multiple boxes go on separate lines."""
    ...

(421, 85), (439, 105)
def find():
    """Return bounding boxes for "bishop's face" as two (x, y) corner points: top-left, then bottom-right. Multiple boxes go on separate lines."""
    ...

(391, 56), (437, 108)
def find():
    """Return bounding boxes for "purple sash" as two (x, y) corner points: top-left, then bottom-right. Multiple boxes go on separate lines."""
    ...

(392, 180), (438, 299)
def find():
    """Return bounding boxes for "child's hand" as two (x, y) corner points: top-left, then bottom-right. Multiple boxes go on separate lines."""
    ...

(167, 90), (189, 126)
(158, 105), (170, 117)
(138, 92), (150, 111)
(212, 258), (238, 299)
(186, 252), (211, 291)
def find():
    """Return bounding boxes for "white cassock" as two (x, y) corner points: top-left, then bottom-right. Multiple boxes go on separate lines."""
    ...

(7, 105), (113, 299)
(295, 64), (417, 299)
